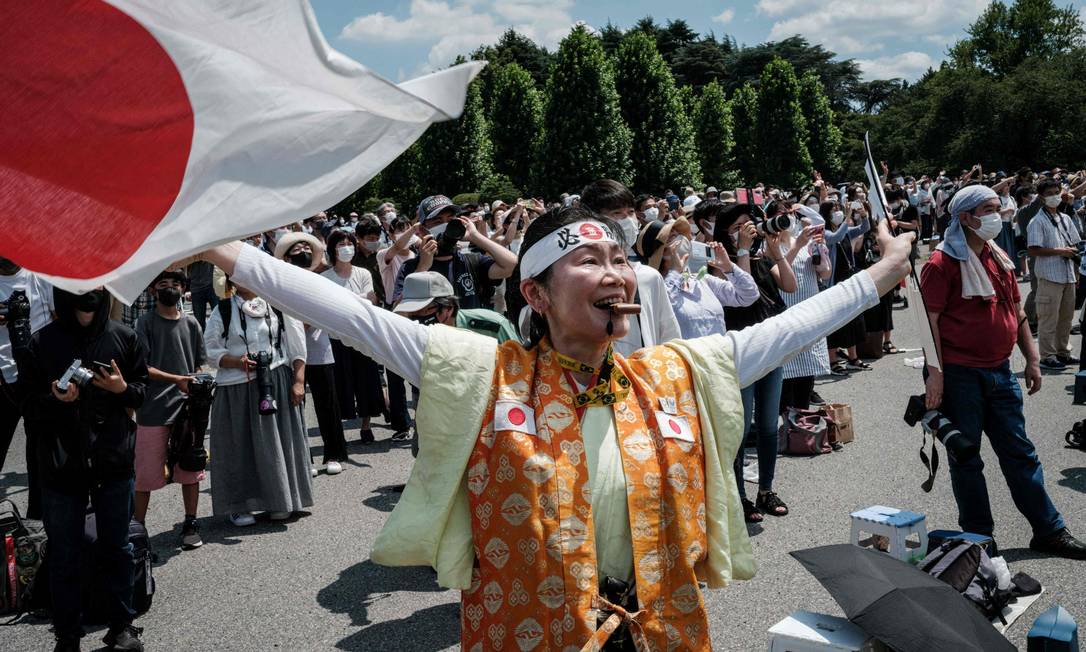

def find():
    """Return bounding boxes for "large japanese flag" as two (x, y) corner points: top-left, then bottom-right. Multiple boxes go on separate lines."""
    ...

(0, 1), (483, 301)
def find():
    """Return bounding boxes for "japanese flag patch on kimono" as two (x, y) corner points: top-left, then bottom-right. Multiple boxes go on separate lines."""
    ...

(655, 411), (695, 442)
(495, 400), (537, 435)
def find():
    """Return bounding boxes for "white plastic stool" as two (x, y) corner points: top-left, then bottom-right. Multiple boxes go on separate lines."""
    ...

(767, 610), (890, 651)
(849, 505), (928, 564)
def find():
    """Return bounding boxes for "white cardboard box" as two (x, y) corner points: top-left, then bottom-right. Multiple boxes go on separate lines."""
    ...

(767, 611), (890, 652)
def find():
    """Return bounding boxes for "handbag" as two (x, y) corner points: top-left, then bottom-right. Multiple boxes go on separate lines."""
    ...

(777, 408), (832, 455)
(0, 500), (46, 621)
(822, 403), (855, 444)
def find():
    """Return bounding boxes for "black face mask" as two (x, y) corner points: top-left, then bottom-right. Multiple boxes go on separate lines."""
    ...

(289, 251), (313, 268)
(157, 287), (182, 306)
(0, 258), (19, 275)
(75, 290), (105, 313)
(412, 312), (439, 326)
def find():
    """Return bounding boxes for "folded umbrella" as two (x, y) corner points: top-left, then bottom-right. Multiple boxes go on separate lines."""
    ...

(790, 544), (1015, 652)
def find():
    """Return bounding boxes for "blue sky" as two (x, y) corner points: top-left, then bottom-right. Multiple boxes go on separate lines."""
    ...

(310, 1), (1085, 83)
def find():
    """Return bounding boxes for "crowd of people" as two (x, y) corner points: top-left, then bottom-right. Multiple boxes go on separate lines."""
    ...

(1, 164), (1084, 651)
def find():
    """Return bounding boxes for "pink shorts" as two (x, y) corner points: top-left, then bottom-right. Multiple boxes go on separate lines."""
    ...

(134, 425), (206, 491)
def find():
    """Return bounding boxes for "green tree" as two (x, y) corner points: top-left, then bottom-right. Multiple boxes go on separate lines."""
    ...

(599, 22), (625, 56)
(753, 58), (812, 187)
(692, 81), (739, 187)
(541, 25), (632, 196)
(417, 78), (493, 196)
(489, 63), (544, 191)
(949, 0), (1084, 76)
(671, 35), (732, 90)
(471, 29), (553, 107)
(377, 142), (422, 214)
(729, 83), (759, 184)
(799, 72), (842, 176)
(726, 36), (862, 111)
(852, 79), (909, 114)
(614, 31), (702, 192)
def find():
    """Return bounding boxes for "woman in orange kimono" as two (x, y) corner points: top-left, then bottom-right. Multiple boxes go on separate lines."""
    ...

(198, 206), (912, 650)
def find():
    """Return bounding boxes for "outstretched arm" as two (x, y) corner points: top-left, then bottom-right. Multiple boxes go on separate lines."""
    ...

(726, 222), (912, 387)
(202, 242), (427, 386)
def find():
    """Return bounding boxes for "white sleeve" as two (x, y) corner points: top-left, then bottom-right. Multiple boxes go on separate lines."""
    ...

(230, 245), (427, 386)
(726, 271), (880, 388)
(282, 314), (307, 365)
(638, 265), (681, 344)
(204, 306), (228, 368)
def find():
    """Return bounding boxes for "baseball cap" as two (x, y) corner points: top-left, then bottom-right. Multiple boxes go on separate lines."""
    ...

(681, 195), (701, 213)
(491, 199), (509, 212)
(394, 271), (456, 314)
(417, 195), (459, 223)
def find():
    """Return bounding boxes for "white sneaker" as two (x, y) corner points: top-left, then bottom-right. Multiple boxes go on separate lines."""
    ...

(310, 466), (318, 478)
(326, 461), (343, 475)
(268, 511), (291, 521)
(229, 512), (256, 527)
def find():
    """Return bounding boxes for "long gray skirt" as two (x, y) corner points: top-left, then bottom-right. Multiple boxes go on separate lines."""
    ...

(209, 365), (314, 516)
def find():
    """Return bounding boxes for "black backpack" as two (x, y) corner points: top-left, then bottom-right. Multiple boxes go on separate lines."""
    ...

(80, 514), (155, 623)
(919, 539), (1013, 623)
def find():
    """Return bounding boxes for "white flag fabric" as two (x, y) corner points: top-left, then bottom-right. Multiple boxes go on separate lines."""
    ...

(0, 0), (483, 301)
(863, 132), (890, 223)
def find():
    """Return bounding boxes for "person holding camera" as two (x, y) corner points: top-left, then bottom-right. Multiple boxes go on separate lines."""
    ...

(132, 269), (208, 549)
(1027, 178), (1083, 369)
(921, 184), (1085, 559)
(0, 256), (54, 519)
(204, 272), (311, 527)
(21, 287), (148, 651)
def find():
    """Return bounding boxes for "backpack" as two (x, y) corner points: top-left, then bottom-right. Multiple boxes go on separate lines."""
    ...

(919, 539), (1013, 623)
(80, 514), (156, 623)
(0, 500), (46, 622)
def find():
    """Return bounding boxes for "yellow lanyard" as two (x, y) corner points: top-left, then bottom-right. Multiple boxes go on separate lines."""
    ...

(553, 345), (632, 414)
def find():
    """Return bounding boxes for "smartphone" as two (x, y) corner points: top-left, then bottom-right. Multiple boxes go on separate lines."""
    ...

(91, 360), (112, 373)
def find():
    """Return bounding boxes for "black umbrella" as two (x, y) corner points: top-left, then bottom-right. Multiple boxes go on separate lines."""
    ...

(790, 544), (1016, 652)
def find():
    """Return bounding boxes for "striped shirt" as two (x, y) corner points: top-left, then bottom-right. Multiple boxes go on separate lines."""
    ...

(781, 245), (831, 379)
(663, 267), (760, 339)
(1027, 209), (1081, 284)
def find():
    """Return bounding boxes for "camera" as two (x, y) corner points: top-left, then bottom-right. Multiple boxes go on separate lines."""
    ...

(1067, 419), (1085, 450)
(250, 351), (277, 415)
(904, 394), (978, 461)
(436, 218), (466, 256)
(57, 359), (95, 392)
(168, 372), (216, 477)
(0, 289), (32, 355)
(756, 213), (792, 236)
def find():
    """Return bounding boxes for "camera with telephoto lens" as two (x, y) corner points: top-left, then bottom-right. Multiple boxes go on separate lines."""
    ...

(250, 351), (277, 415)
(168, 372), (217, 476)
(756, 213), (792, 236)
(904, 394), (978, 461)
(0, 289), (32, 355)
(436, 218), (466, 256)
(57, 359), (95, 393)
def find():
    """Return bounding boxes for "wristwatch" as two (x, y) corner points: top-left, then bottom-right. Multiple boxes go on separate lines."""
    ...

(735, 248), (750, 257)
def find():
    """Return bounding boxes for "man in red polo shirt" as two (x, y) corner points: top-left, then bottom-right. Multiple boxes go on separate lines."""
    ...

(921, 183), (1085, 559)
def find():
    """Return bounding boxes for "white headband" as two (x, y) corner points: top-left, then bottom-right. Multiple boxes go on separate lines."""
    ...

(519, 220), (617, 279)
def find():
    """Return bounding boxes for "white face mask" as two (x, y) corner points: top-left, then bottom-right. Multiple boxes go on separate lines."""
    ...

(428, 222), (448, 239)
(336, 245), (355, 262)
(831, 210), (845, 226)
(363, 240), (381, 253)
(386, 212), (397, 221)
(970, 213), (1003, 241)
(1044, 195), (1062, 208)
(672, 235), (692, 260)
(619, 218), (639, 251)
(894, 177), (904, 186)
(643, 207), (659, 222)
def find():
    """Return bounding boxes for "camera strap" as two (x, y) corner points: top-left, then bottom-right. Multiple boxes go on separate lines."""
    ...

(919, 427), (939, 493)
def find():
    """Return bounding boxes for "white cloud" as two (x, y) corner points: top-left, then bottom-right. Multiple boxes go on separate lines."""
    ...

(339, 0), (577, 74)
(856, 51), (936, 80)
(756, 0), (989, 58)
(713, 9), (735, 25)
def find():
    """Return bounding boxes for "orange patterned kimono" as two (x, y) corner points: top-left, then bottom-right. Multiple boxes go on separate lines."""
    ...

(461, 339), (713, 651)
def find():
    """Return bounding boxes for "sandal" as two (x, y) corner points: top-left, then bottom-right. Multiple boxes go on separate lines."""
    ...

(846, 358), (871, 371)
(359, 428), (375, 444)
(742, 498), (763, 523)
(831, 360), (850, 376)
(756, 491), (789, 517)
(882, 341), (900, 354)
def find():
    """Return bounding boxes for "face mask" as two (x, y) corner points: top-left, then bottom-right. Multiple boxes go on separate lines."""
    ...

(273, 228), (290, 242)
(970, 213), (1003, 241)
(831, 210), (845, 226)
(619, 218), (638, 250)
(412, 312), (439, 326)
(386, 212), (397, 221)
(363, 240), (382, 253)
(672, 235), (692, 260)
(289, 251), (313, 268)
(302, 225), (313, 235)
(701, 221), (715, 237)
(336, 246), (355, 262)
(428, 222), (448, 239)
(1044, 195), (1062, 208)
(156, 287), (182, 306)
(894, 177), (904, 186)
(643, 207), (659, 222)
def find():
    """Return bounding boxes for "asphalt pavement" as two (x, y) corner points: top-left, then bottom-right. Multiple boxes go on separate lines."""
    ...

(2, 281), (1084, 651)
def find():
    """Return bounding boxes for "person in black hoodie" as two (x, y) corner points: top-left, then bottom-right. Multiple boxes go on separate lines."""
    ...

(21, 287), (148, 652)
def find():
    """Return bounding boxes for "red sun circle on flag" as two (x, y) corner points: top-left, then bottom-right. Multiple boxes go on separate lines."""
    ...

(0, 2), (194, 278)
(508, 407), (527, 426)
(668, 419), (682, 434)
(579, 223), (604, 240)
